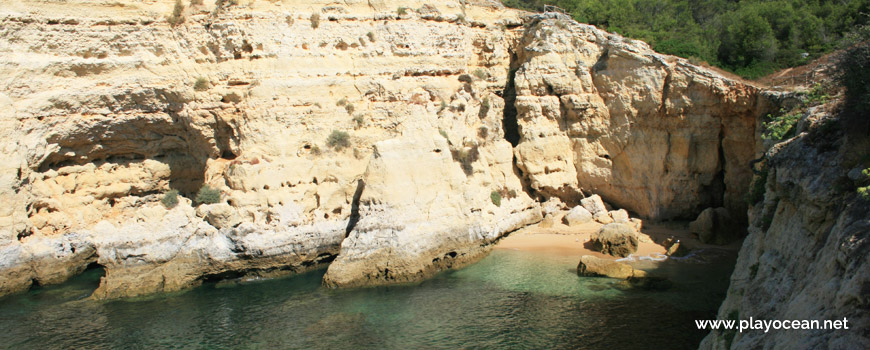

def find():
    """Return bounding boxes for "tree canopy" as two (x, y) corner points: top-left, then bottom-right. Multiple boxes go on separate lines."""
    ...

(502, 0), (869, 78)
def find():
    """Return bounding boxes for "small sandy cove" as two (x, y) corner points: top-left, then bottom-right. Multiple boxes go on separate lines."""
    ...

(494, 219), (702, 260)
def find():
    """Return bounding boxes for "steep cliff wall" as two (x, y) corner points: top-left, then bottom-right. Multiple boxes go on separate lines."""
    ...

(700, 108), (869, 349)
(0, 1), (767, 297)
(509, 14), (768, 220)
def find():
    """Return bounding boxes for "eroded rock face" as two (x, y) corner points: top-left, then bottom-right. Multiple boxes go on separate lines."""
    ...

(322, 132), (542, 287)
(700, 112), (870, 349)
(0, 0), (532, 297)
(0, 1), (768, 297)
(510, 14), (769, 221)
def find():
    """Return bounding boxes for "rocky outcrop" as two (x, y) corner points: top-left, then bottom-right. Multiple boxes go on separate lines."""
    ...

(321, 132), (541, 287)
(589, 223), (638, 257)
(510, 14), (770, 221)
(689, 207), (743, 245)
(0, 0), (769, 298)
(0, 0), (533, 298)
(700, 110), (870, 349)
(577, 255), (641, 279)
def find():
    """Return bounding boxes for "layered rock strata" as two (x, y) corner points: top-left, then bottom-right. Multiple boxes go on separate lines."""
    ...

(0, 0), (768, 297)
(509, 14), (770, 220)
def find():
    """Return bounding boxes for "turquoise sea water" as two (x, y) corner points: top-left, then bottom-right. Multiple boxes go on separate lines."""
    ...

(0, 249), (735, 350)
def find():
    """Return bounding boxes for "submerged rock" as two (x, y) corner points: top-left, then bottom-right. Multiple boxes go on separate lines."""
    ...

(590, 223), (639, 257)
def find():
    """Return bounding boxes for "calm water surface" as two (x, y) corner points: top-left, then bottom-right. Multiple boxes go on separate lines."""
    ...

(0, 249), (734, 349)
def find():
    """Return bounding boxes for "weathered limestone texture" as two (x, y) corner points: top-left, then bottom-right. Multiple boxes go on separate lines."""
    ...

(0, 0), (534, 297)
(700, 110), (870, 349)
(510, 13), (768, 220)
(0, 0), (769, 298)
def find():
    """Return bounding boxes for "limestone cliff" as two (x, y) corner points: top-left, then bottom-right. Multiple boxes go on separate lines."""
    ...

(0, 0), (767, 297)
(509, 14), (768, 220)
(700, 107), (870, 349)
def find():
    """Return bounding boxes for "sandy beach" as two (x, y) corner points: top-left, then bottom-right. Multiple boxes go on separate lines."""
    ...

(493, 216), (717, 260)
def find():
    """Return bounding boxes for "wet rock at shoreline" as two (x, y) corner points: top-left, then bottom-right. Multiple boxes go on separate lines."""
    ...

(689, 207), (743, 245)
(577, 255), (636, 279)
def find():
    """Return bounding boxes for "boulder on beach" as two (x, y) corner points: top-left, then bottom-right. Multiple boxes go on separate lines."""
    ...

(590, 223), (638, 257)
(593, 212), (614, 224)
(563, 206), (593, 226)
(580, 194), (607, 215)
(609, 209), (630, 223)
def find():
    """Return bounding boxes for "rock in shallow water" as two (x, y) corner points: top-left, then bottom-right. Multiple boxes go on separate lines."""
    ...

(577, 255), (636, 279)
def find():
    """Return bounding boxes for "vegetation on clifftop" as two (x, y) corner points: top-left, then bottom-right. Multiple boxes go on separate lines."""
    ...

(503, 0), (869, 78)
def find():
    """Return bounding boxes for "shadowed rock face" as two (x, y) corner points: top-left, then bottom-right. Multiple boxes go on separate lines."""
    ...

(700, 111), (870, 349)
(0, 1), (769, 298)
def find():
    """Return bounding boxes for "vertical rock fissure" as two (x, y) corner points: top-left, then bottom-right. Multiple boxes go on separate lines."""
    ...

(345, 179), (365, 237)
(502, 70), (520, 146)
(502, 51), (536, 200)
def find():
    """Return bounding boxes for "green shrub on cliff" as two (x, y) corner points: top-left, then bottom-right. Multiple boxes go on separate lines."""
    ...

(194, 77), (210, 91)
(167, 0), (185, 27)
(195, 185), (221, 205)
(490, 191), (502, 207)
(762, 110), (801, 140)
(310, 13), (320, 29)
(161, 190), (179, 208)
(327, 130), (351, 150)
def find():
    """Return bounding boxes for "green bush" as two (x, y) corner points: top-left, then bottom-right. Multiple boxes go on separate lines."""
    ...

(491, 191), (502, 207)
(327, 130), (351, 150)
(452, 145), (479, 176)
(762, 110), (801, 140)
(397, 7), (408, 16)
(190, 0), (203, 5)
(352, 114), (364, 127)
(167, 0), (185, 27)
(367, 31), (376, 42)
(161, 189), (179, 208)
(336, 97), (347, 106)
(745, 169), (768, 204)
(195, 185), (221, 205)
(472, 68), (487, 80)
(344, 103), (355, 114)
(502, 0), (869, 79)
(310, 13), (320, 29)
(805, 82), (830, 105)
(194, 77), (209, 91)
